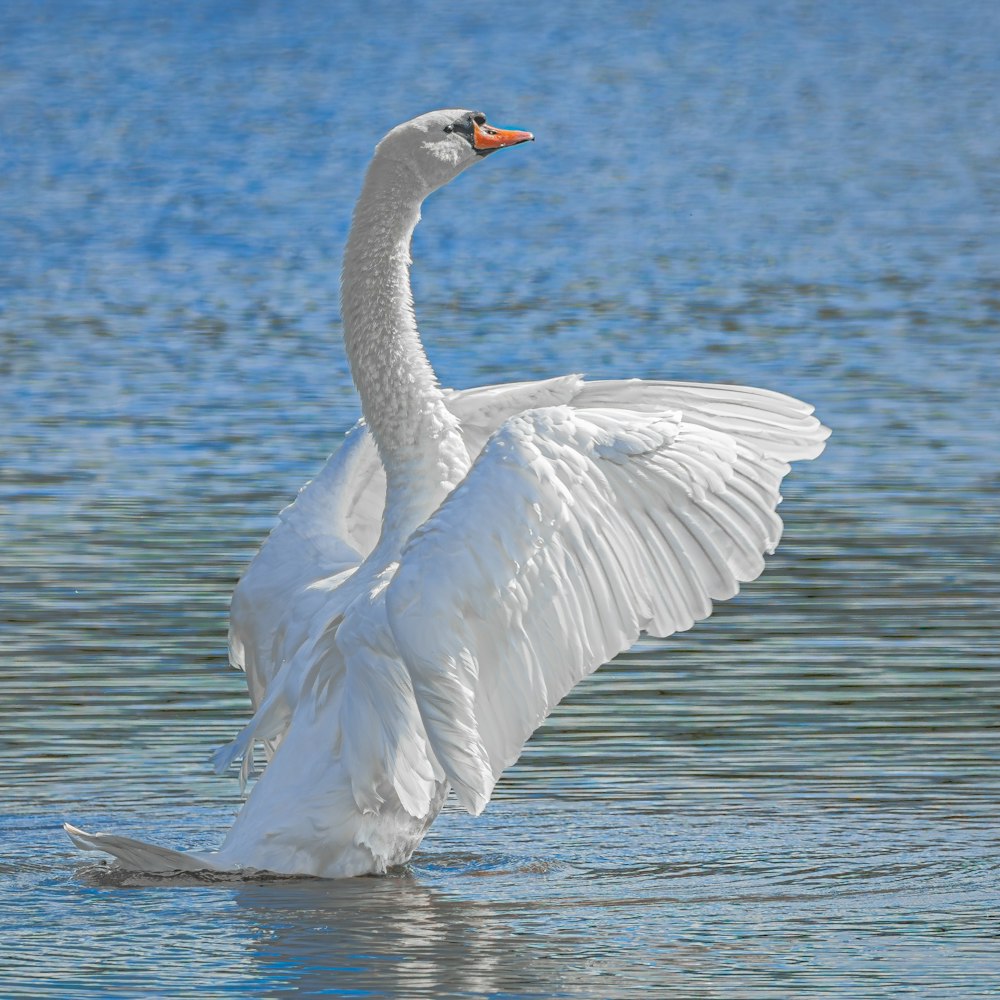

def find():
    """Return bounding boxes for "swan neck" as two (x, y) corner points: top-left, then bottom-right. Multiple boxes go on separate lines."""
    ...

(341, 159), (469, 549)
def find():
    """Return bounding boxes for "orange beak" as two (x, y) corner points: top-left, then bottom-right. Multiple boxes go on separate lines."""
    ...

(472, 119), (534, 151)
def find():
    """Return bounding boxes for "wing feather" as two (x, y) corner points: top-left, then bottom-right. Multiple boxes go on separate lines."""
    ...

(386, 401), (827, 814)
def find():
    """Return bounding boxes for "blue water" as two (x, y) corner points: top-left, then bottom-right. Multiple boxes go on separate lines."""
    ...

(2, 0), (999, 996)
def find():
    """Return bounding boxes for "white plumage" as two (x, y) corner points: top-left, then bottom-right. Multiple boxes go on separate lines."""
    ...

(66, 109), (828, 877)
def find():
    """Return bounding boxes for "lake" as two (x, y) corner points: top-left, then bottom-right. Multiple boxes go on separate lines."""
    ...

(1, 0), (998, 996)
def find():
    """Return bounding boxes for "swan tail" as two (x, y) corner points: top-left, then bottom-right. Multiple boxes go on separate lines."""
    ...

(63, 823), (223, 874)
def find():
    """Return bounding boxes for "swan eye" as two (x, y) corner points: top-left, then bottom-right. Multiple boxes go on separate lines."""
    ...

(443, 124), (454, 133)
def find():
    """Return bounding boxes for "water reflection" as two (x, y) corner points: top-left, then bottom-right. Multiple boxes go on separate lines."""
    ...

(234, 877), (543, 997)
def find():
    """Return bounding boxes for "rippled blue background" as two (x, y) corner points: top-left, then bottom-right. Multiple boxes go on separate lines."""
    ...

(2, 0), (998, 996)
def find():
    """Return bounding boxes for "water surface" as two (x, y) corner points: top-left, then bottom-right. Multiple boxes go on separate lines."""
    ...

(1, 1), (998, 996)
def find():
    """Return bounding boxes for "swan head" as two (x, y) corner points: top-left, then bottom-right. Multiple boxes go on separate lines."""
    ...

(372, 109), (533, 197)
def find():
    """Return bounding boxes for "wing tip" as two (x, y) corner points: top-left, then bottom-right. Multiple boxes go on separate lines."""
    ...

(453, 784), (490, 817)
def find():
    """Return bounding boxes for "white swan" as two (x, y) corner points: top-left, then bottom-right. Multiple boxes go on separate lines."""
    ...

(66, 109), (829, 877)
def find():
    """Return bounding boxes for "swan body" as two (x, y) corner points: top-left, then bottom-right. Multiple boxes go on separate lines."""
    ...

(66, 109), (829, 877)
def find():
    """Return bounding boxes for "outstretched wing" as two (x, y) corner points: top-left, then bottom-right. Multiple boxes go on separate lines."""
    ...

(386, 398), (828, 815)
(228, 422), (380, 711)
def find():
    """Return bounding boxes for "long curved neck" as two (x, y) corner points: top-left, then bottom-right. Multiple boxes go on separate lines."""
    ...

(341, 158), (470, 552)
